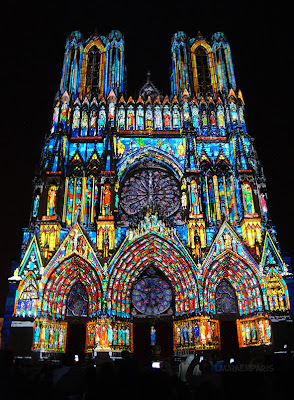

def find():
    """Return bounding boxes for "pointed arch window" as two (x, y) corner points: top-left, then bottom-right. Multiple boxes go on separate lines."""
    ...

(66, 281), (89, 317)
(195, 46), (212, 94)
(215, 279), (238, 314)
(74, 48), (80, 81)
(176, 44), (188, 94)
(215, 45), (231, 92)
(220, 46), (231, 89)
(85, 46), (101, 96)
(66, 46), (75, 90)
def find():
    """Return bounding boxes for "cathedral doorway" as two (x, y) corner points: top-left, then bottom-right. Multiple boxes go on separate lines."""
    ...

(131, 266), (175, 364)
(132, 319), (174, 365)
(66, 319), (87, 361)
(219, 320), (239, 361)
(215, 279), (239, 360)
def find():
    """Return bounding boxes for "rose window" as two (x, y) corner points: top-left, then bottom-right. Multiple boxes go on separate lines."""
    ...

(120, 169), (180, 216)
(132, 275), (173, 315)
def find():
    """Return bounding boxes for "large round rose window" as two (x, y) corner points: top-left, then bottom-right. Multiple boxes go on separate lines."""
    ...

(120, 169), (180, 216)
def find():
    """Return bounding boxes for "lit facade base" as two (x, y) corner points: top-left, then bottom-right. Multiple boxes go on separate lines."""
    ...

(173, 316), (221, 352)
(31, 318), (68, 353)
(236, 315), (272, 348)
(85, 319), (134, 353)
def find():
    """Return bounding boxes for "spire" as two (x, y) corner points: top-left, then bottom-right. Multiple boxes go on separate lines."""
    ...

(139, 71), (161, 101)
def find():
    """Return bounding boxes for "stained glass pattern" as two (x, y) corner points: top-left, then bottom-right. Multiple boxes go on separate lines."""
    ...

(42, 256), (102, 319)
(107, 234), (199, 318)
(202, 252), (263, 316)
(215, 279), (238, 313)
(66, 281), (89, 316)
(132, 274), (173, 315)
(120, 169), (180, 216)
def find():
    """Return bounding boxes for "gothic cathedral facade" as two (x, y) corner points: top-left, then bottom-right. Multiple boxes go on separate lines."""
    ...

(5, 30), (293, 357)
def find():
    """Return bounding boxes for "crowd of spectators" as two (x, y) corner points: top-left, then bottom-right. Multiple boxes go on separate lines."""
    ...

(0, 345), (293, 400)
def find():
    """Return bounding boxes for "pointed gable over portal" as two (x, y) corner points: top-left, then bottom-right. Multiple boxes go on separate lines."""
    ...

(260, 231), (286, 275)
(18, 235), (43, 278)
(44, 222), (103, 277)
(202, 221), (259, 272)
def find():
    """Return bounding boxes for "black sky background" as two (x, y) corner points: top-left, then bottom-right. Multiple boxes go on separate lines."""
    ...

(1, 1), (293, 313)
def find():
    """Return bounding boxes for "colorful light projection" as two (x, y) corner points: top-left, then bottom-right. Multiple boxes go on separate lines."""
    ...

(32, 319), (67, 353)
(173, 316), (220, 352)
(47, 185), (57, 217)
(120, 170), (180, 217)
(50, 224), (102, 271)
(266, 270), (289, 311)
(211, 34), (236, 94)
(80, 40), (106, 98)
(132, 268), (173, 315)
(42, 255), (103, 319)
(15, 275), (38, 318)
(236, 315), (272, 348)
(85, 319), (133, 353)
(106, 233), (199, 318)
(199, 167), (238, 226)
(202, 252), (264, 316)
(190, 40), (218, 95)
(65, 94), (233, 143)
(64, 163), (100, 226)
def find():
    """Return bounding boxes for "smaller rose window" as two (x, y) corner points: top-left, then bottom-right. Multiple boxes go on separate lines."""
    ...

(132, 269), (173, 315)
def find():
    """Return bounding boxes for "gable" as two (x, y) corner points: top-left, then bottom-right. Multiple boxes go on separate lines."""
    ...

(260, 231), (285, 274)
(44, 222), (103, 277)
(202, 221), (258, 272)
(19, 236), (43, 278)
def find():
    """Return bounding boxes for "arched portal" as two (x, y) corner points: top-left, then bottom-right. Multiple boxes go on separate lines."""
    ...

(42, 255), (103, 319)
(215, 279), (238, 314)
(106, 233), (199, 319)
(202, 251), (264, 316)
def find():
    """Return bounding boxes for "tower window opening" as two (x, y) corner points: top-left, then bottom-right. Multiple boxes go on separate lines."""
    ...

(85, 46), (101, 96)
(179, 45), (185, 64)
(195, 46), (212, 94)
(66, 46), (75, 90)
(220, 46), (230, 89)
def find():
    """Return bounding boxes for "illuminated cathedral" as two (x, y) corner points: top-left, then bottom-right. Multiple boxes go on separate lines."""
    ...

(4, 30), (293, 359)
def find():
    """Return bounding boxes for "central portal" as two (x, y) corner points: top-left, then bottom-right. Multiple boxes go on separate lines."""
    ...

(133, 319), (174, 364)
(131, 265), (175, 363)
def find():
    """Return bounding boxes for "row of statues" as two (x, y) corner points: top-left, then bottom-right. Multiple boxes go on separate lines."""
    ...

(128, 211), (176, 242)
(32, 319), (67, 353)
(86, 320), (132, 352)
(238, 317), (271, 347)
(174, 318), (220, 351)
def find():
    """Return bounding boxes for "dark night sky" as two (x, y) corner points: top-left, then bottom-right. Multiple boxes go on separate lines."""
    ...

(1, 1), (293, 312)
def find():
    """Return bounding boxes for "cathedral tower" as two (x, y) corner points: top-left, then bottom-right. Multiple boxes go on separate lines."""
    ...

(4, 30), (293, 358)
